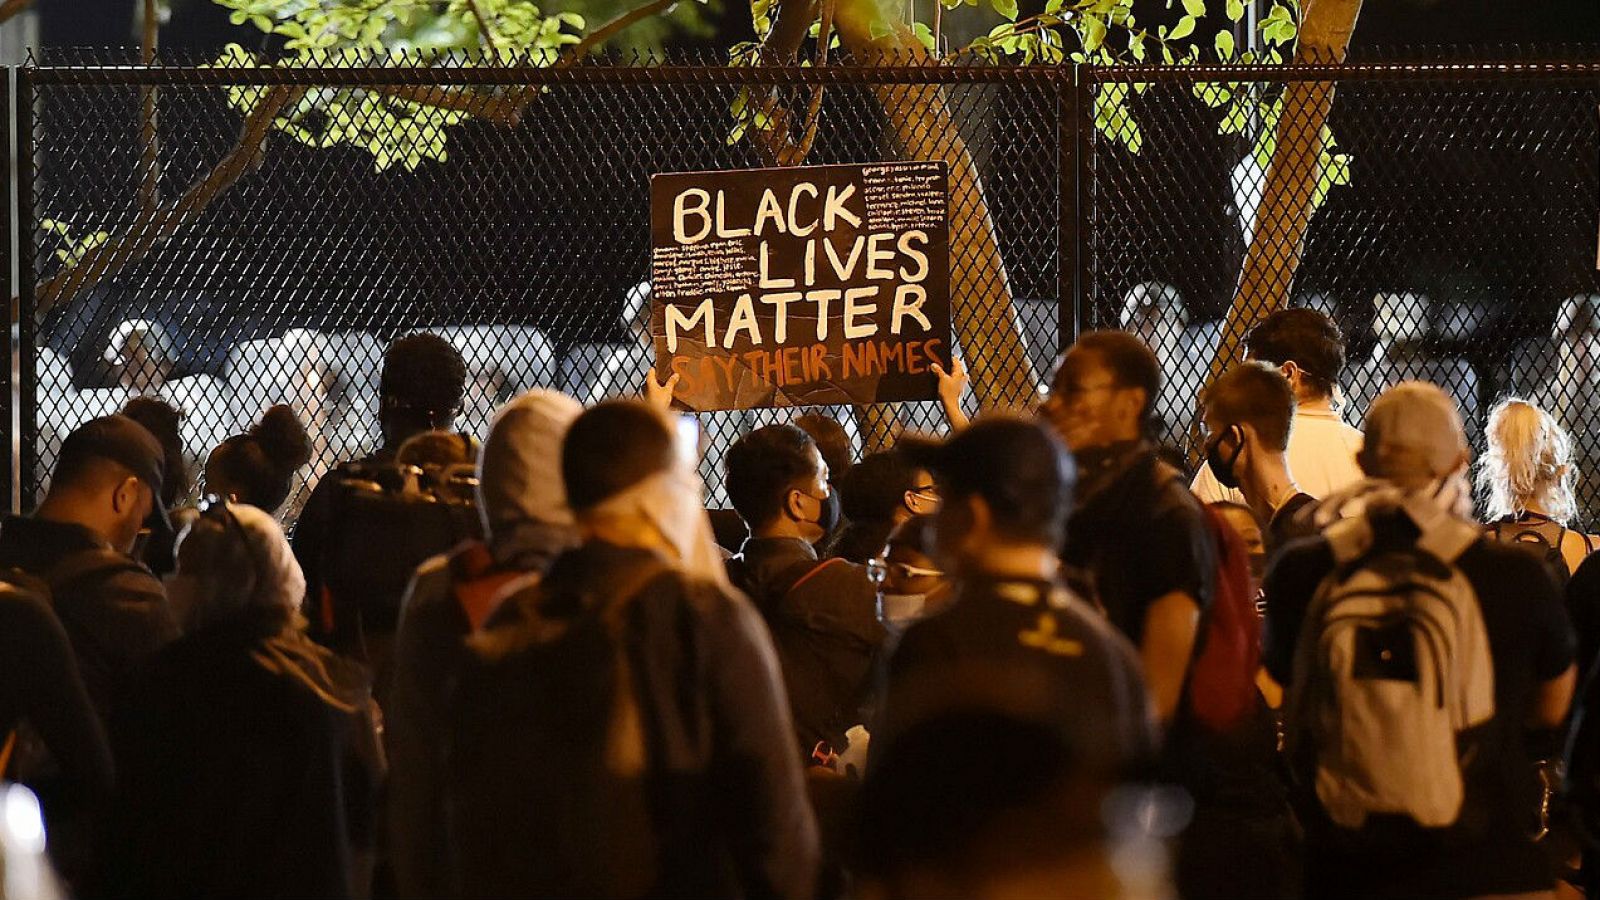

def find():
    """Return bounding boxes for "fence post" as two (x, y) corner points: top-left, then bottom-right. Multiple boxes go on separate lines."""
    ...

(15, 63), (33, 513)
(3, 64), (12, 514)
(1061, 63), (1092, 350)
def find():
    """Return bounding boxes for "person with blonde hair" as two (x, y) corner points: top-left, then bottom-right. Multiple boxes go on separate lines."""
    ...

(1479, 396), (1598, 581)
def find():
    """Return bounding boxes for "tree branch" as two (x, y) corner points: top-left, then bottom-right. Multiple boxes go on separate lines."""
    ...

(0, 0), (32, 27)
(36, 0), (678, 310)
(562, 0), (683, 63)
(138, 0), (161, 214)
(37, 87), (306, 318)
(463, 0), (501, 51)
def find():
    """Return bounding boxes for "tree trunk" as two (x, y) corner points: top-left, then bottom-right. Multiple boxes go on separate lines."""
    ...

(834, 0), (1041, 419)
(1205, 0), (1364, 388)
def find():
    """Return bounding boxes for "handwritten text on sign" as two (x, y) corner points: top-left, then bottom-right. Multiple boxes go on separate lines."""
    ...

(650, 162), (951, 411)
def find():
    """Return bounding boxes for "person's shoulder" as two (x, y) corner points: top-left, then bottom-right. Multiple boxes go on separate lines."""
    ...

(1459, 535), (1563, 594)
(1268, 532), (1337, 581)
(791, 556), (875, 595)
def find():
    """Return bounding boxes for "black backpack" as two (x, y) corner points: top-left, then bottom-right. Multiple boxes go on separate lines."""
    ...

(445, 560), (668, 900)
(318, 462), (483, 693)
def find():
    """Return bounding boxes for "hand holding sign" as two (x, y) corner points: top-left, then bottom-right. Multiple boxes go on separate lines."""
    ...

(930, 353), (970, 431)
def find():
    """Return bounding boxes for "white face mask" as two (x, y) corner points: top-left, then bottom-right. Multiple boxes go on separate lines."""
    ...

(878, 593), (927, 628)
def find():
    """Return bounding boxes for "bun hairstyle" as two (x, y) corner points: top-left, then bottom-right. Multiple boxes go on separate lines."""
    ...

(206, 405), (313, 515)
(1477, 397), (1577, 525)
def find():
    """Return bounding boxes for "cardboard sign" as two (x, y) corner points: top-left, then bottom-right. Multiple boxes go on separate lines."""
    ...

(650, 162), (951, 411)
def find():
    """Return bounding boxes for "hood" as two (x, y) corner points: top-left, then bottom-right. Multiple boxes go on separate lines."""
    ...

(477, 389), (585, 568)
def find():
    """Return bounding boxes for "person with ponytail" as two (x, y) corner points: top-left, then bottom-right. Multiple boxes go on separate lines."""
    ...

(97, 499), (382, 899)
(1478, 397), (1599, 582)
(203, 405), (313, 516)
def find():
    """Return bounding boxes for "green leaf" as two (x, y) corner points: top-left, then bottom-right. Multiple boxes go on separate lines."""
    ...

(912, 21), (936, 49)
(1080, 15), (1106, 51)
(1181, 0), (1205, 17)
(1214, 29), (1234, 58)
(1226, 0), (1245, 21)
(1168, 15), (1195, 40)
(993, 0), (1019, 21)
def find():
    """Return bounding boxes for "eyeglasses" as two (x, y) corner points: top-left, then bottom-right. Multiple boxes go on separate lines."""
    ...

(867, 557), (945, 586)
(909, 484), (939, 498)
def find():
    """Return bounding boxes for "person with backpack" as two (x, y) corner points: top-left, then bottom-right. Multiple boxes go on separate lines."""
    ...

(724, 424), (886, 762)
(387, 388), (582, 900)
(0, 416), (179, 724)
(882, 416), (1157, 776)
(446, 400), (818, 900)
(1264, 381), (1577, 900)
(1478, 397), (1598, 582)
(294, 332), (470, 616)
(1049, 331), (1293, 900)
(99, 498), (383, 900)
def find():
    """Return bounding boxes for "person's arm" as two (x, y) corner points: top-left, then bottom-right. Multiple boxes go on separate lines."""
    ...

(1534, 664), (1577, 729)
(930, 356), (970, 432)
(386, 567), (456, 900)
(1, 592), (114, 814)
(704, 587), (820, 900)
(1140, 591), (1201, 723)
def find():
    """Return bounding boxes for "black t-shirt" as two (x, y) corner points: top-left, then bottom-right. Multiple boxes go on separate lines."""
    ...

(1061, 445), (1215, 646)
(1566, 550), (1600, 678)
(1263, 513), (1576, 899)
(1267, 491), (1319, 557)
(882, 574), (1156, 775)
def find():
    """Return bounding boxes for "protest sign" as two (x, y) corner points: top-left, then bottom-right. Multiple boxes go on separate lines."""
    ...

(650, 161), (950, 411)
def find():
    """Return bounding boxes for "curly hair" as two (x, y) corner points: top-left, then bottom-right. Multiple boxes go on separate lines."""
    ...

(380, 332), (469, 430)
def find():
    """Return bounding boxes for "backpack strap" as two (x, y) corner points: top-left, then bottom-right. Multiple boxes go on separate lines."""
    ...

(786, 557), (846, 596)
(450, 540), (527, 632)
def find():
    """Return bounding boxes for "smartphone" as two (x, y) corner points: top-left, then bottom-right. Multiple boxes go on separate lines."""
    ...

(673, 414), (702, 467)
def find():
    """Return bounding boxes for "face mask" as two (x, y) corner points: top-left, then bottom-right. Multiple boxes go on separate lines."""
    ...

(800, 488), (842, 536)
(1205, 426), (1245, 490)
(879, 593), (927, 628)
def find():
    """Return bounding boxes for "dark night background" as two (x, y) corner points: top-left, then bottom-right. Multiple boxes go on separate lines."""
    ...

(24, 0), (1600, 396)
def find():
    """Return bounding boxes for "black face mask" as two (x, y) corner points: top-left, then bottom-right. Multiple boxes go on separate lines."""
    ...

(801, 488), (843, 537)
(1205, 425), (1245, 490)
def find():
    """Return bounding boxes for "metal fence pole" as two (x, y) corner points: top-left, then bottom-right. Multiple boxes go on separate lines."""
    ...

(16, 64), (34, 513)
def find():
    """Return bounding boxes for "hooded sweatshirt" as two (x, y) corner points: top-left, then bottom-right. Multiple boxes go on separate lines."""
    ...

(387, 389), (583, 900)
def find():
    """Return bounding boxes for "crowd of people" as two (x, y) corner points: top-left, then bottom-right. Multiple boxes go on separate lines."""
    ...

(7, 306), (1600, 900)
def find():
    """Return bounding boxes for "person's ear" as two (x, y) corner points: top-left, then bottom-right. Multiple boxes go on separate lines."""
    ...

(1280, 360), (1302, 392)
(783, 487), (808, 523)
(111, 476), (141, 515)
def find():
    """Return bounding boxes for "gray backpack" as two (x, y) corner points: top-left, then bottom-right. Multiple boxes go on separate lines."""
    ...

(1286, 512), (1496, 829)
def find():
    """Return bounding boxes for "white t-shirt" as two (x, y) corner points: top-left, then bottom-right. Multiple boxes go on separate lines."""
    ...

(1191, 406), (1365, 505)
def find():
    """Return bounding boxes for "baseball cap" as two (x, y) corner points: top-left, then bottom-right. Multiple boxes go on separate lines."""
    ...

(57, 415), (171, 528)
(1360, 381), (1467, 481)
(897, 416), (1076, 520)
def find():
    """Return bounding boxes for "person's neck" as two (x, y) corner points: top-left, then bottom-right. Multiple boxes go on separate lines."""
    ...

(34, 499), (113, 547)
(1520, 501), (1554, 520)
(1297, 393), (1335, 414)
(1243, 455), (1300, 523)
(752, 518), (810, 542)
(580, 514), (672, 555)
(962, 543), (1059, 582)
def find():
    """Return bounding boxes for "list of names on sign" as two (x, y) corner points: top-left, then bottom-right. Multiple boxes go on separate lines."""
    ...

(649, 161), (951, 412)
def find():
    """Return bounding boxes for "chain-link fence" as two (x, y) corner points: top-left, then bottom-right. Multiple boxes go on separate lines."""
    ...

(10, 52), (1600, 524)
(13, 52), (1068, 520)
(1083, 58), (1600, 522)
